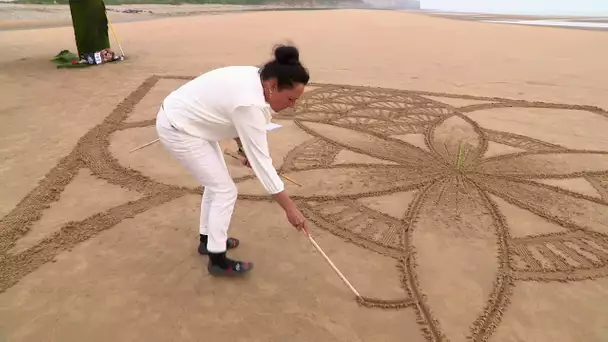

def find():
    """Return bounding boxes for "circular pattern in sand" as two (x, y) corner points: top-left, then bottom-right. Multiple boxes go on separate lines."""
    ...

(2, 76), (608, 341)
(256, 85), (608, 340)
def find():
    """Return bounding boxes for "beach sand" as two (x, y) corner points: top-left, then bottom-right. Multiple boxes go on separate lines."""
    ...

(1, 8), (608, 341)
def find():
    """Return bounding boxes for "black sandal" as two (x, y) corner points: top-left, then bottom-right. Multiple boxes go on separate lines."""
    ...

(207, 258), (253, 277)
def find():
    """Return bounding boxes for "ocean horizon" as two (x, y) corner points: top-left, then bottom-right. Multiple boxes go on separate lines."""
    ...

(421, 8), (608, 17)
(417, 6), (608, 30)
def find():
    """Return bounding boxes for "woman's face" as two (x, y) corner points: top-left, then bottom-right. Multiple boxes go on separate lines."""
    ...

(267, 82), (305, 112)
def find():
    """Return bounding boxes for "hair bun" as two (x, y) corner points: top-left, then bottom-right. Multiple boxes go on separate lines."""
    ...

(274, 45), (300, 65)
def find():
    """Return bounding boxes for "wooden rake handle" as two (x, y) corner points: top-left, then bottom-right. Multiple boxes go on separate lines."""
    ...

(129, 138), (159, 153)
(305, 232), (361, 298)
(223, 149), (302, 187)
(226, 149), (359, 298)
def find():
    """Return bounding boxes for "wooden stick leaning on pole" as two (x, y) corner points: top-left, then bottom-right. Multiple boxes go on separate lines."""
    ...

(305, 231), (361, 299)
(105, 9), (125, 57)
(223, 149), (302, 187)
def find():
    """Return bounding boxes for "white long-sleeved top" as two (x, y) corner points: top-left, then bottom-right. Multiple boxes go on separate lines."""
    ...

(162, 66), (284, 195)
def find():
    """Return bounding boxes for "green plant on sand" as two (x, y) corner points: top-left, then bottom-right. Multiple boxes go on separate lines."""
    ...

(50, 50), (91, 68)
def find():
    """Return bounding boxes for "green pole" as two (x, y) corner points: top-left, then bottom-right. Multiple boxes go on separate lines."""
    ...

(69, 0), (110, 56)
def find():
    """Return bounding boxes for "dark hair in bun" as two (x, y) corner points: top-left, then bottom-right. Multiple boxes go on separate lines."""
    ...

(274, 45), (300, 65)
(260, 44), (309, 90)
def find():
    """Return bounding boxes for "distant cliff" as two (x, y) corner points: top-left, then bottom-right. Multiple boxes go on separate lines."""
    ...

(272, 0), (368, 6)
(361, 0), (420, 9)
(273, 0), (421, 8)
(14, 0), (371, 6)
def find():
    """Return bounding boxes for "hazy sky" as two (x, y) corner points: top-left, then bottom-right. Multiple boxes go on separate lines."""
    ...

(421, 0), (608, 15)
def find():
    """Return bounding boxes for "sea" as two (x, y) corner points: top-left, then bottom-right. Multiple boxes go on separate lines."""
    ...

(419, 7), (608, 30)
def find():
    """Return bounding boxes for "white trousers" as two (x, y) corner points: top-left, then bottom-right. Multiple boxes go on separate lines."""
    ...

(156, 107), (237, 253)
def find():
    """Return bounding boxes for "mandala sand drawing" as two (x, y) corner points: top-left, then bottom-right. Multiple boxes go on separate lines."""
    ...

(1, 75), (608, 341)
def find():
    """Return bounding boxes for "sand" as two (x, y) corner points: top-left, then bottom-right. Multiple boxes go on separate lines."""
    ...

(1, 7), (608, 342)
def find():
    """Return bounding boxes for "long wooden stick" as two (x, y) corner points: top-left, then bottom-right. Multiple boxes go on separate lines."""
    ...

(306, 232), (361, 298)
(129, 138), (159, 153)
(129, 144), (301, 187)
(223, 149), (302, 187)
(276, 173), (303, 188)
(105, 9), (125, 56)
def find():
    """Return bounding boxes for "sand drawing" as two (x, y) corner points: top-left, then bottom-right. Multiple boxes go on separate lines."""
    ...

(1, 75), (608, 341)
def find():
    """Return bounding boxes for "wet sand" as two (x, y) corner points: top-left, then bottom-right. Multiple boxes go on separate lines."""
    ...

(424, 10), (608, 31)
